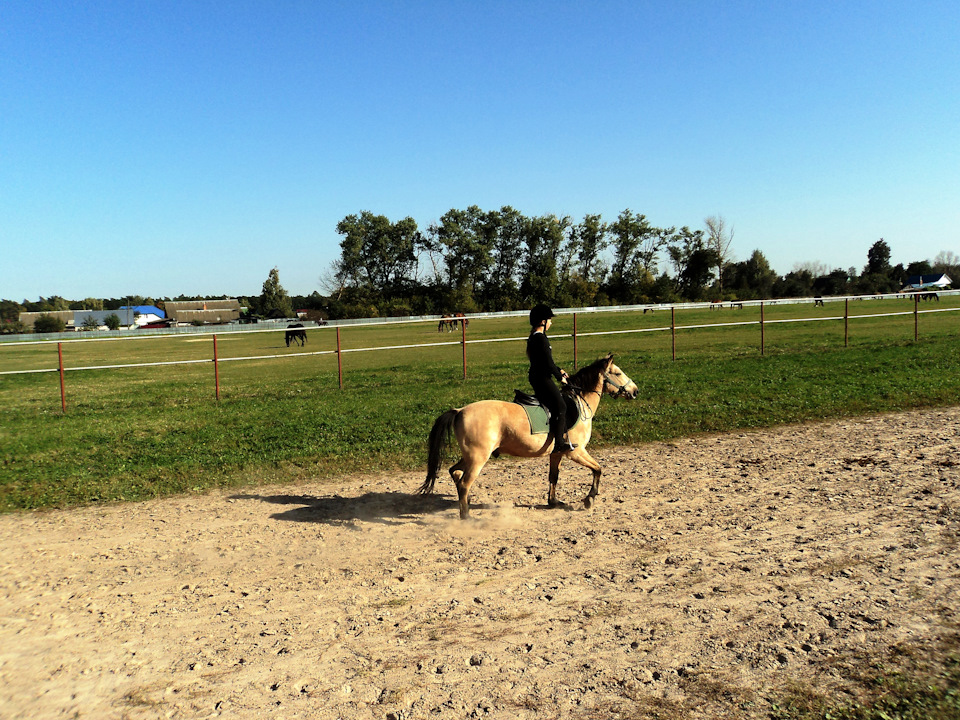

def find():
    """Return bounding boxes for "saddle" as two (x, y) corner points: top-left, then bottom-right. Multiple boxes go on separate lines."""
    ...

(512, 390), (580, 434)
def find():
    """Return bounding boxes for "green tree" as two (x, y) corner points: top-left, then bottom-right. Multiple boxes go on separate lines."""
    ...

(864, 239), (892, 276)
(481, 206), (526, 311)
(519, 215), (566, 305)
(104, 314), (122, 330)
(335, 211), (419, 296)
(813, 269), (852, 296)
(33, 314), (66, 333)
(427, 206), (497, 303)
(905, 260), (933, 279)
(0, 299), (25, 325)
(773, 269), (814, 298)
(81, 315), (101, 330)
(572, 213), (609, 283)
(667, 226), (713, 299)
(607, 210), (667, 302)
(260, 267), (294, 319)
(725, 250), (778, 299)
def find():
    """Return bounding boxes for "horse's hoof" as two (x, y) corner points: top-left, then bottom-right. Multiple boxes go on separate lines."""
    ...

(583, 497), (593, 510)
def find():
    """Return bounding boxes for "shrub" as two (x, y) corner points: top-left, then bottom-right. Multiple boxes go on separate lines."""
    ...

(33, 314), (66, 333)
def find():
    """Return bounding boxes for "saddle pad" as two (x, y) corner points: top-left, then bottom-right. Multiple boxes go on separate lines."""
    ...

(521, 403), (551, 435)
(514, 393), (581, 435)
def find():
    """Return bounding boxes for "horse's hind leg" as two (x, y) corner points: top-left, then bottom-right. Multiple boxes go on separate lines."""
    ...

(450, 455), (487, 520)
(547, 453), (564, 508)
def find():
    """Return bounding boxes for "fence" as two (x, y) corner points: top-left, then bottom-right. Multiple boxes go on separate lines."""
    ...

(2, 291), (957, 413)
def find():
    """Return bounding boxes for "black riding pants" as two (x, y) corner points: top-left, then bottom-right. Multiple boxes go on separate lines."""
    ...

(529, 374), (567, 443)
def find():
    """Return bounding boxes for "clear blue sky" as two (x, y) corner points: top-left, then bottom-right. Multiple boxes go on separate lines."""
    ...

(2, 1), (958, 301)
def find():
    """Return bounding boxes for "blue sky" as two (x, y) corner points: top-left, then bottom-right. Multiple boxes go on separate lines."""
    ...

(2, 1), (958, 301)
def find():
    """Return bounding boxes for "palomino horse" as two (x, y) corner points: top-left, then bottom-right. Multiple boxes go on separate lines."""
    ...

(419, 354), (638, 519)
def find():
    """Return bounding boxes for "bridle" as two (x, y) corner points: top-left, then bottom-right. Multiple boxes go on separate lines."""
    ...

(572, 369), (633, 400)
(602, 370), (633, 398)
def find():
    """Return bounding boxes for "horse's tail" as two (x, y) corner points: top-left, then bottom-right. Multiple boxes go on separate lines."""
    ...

(418, 408), (459, 495)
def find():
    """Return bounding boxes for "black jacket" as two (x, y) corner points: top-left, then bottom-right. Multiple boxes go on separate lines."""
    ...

(527, 331), (563, 383)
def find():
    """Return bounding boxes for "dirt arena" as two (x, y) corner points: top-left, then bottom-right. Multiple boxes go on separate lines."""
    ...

(2, 408), (959, 719)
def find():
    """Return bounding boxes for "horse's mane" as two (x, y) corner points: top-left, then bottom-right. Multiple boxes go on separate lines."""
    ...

(566, 355), (610, 396)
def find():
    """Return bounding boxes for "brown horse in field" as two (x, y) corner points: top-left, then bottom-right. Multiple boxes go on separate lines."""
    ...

(419, 354), (638, 519)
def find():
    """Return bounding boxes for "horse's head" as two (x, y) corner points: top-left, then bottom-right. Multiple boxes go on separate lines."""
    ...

(571, 354), (638, 400)
(603, 360), (638, 399)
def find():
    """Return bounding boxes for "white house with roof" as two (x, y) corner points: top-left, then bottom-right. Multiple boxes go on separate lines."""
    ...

(902, 273), (952, 291)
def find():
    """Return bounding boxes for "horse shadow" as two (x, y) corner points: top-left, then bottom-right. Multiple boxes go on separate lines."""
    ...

(228, 490), (457, 526)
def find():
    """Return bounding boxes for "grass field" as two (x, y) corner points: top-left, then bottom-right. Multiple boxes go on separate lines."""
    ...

(2, 296), (959, 512)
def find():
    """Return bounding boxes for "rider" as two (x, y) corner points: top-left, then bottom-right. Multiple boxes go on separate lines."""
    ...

(527, 303), (576, 453)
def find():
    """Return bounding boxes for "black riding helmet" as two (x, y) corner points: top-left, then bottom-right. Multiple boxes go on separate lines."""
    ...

(529, 303), (555, 327)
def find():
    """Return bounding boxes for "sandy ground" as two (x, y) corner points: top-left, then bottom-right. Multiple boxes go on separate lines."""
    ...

(2, 408), (959, 720)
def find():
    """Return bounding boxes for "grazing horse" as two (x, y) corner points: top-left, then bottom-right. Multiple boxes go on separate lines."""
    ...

(285, 323), (307, 347)
(437, 314), (456, 332)
(454, 311), (469, 329)
(419, 354), (638, 519)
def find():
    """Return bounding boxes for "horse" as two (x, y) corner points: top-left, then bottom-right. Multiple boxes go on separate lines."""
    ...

(454, 311), (469, 329)
(437, 314), (456, 332)
(418, 354), (638, 519)
(285, 324), (307, 347)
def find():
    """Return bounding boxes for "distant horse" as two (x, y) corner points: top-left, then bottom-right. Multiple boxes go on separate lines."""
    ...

(438, 313), (467, 332)
(438, 314), (455, 332)
(285, 323), (307, 347)
(419, 354), (638, 519)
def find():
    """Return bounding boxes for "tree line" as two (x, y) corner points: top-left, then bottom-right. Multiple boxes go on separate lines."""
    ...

(3, 206), (956, 332)
(321, 207), (957, 319)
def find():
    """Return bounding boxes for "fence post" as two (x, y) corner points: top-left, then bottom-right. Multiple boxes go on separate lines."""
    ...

(845, 298), (849, 347)
(213, 334), (220, 401)
(671, 306), (676, 361)
(760, 302), (765, 355)
(461, 319), (467, 380)
(337, 327), (343, 389)
(58, 342), (66, 413)
(573, 312), (578, 370)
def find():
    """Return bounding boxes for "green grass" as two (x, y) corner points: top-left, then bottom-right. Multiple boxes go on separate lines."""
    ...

(1, 299), (958, 511)
(771, 641), (960, 720)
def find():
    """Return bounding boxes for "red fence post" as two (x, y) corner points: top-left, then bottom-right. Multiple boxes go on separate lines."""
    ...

(336, 327), (343, 389)
(58, 342), (66, 413)
(213, 334), (220, 401)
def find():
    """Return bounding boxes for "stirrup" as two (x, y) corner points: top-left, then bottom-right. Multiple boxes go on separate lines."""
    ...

(554, 441), (577, 453)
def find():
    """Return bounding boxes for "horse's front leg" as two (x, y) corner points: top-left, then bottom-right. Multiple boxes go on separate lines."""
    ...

(567, 449), (602, 510)
(547, 452), (563, 508)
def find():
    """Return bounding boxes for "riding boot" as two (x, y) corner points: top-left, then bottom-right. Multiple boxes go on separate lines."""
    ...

(551, 420), (576, 453)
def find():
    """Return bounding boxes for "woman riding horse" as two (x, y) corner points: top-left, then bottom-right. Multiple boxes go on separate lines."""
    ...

(420, 353), (638, 519)
(527, 303), (575, 454)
